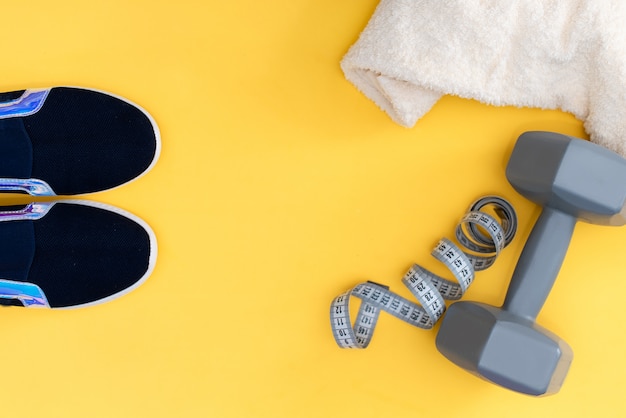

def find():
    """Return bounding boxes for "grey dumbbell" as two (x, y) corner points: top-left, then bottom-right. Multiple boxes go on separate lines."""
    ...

(435, 131), (626, 396)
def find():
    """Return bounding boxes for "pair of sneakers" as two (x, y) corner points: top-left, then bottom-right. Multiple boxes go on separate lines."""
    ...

(0, 87), (159, 308)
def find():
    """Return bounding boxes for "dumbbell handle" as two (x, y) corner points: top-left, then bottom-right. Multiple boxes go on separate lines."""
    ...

(502, 206), (576, 321)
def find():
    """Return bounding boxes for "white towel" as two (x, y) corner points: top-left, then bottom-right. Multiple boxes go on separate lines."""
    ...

(341, 0), (626, 157)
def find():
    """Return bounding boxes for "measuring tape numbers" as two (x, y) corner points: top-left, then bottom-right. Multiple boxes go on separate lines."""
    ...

(330, 196), (517, 349)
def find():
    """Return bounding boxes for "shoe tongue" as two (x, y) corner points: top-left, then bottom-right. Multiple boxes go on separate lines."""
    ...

(0, 90), (26, 104)
(0, 215), (35, 283)
(0, 118), (33, 179)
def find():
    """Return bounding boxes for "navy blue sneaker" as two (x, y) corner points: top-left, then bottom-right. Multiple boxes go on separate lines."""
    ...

(0, 87), (160, 195)
(0, 200), (156, 308)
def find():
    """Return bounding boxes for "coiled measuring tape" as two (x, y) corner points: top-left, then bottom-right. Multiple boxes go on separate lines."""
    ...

(330, 196), (517, 349)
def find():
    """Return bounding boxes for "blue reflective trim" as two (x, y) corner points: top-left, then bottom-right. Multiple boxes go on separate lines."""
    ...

(0, 279), (50, 307)
(0, 89), (50, 119)
(0, 202), (53, 222)
(0, 178), (56, 196)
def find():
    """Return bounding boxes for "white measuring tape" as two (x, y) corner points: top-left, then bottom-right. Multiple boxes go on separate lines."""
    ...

(330, 196), (517, 349)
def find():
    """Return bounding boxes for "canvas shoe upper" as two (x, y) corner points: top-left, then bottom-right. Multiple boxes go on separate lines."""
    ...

(0, 87), (160, 195)
(0, 200), (156, 308)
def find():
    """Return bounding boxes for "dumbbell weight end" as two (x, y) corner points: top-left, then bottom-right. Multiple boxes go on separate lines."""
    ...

(436, 205), (576, 395)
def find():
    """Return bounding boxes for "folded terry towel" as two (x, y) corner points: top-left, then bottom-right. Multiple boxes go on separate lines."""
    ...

(341, 0), (626, 156)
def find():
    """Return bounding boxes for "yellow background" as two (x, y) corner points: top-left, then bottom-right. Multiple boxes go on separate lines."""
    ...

(2, 1), (624, 417)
